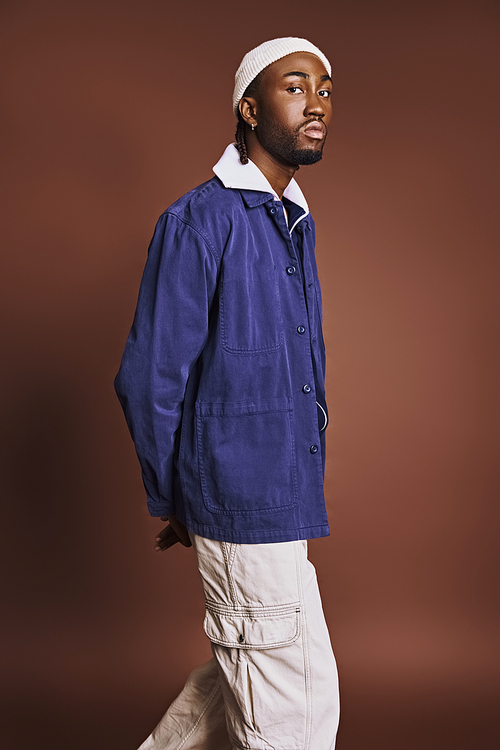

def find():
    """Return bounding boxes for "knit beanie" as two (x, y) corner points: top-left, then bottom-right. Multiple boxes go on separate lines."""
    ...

(232, 37), (331, 116)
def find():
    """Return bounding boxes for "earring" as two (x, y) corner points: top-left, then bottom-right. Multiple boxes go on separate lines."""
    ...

(251, 123), (256, 131)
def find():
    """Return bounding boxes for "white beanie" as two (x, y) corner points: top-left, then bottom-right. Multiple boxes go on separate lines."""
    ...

(233, 37), (331, 116)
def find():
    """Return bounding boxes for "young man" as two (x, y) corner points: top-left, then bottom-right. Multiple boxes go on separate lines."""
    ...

(115, 37), (340, 750)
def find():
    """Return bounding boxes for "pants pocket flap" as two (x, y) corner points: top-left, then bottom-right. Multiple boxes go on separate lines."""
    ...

(203, 603), (301, 650)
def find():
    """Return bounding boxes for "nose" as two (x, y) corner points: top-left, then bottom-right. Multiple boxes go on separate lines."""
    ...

(304, 90), (328, 119)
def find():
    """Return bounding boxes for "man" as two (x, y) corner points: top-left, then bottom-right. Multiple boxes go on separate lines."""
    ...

(115, 37), (340, 750)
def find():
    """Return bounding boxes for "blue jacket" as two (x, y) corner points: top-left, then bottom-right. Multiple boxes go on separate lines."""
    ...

(115, 145), (330, 543)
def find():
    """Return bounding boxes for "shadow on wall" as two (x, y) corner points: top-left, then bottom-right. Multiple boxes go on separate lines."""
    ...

(0, 367), (209, 750)
(0, 375), (93, 614)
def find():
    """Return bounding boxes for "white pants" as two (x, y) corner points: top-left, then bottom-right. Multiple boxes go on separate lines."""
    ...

(138, 536), (340, 750)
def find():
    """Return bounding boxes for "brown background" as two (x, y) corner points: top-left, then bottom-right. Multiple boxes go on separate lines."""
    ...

(1, 0), (499, 748)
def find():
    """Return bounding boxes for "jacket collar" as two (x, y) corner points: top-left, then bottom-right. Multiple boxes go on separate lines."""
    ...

(213, 144), (309, 216)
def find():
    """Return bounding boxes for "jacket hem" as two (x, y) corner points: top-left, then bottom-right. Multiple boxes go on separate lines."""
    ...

(179, 521), (330, 544)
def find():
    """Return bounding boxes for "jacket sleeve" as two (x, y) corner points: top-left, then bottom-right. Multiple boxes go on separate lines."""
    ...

(114, 211), (219, 517)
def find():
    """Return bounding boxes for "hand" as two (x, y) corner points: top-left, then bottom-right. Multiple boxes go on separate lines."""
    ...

(155, 515), (192, 551)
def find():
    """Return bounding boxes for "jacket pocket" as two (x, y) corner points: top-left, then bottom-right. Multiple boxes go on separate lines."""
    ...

(196, 399), (298, 515)
(204, 601), (301, 650)
(220, 264), (283, 354)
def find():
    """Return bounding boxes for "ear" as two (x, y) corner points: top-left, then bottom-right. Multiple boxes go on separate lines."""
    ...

(239, 97), (257, 127)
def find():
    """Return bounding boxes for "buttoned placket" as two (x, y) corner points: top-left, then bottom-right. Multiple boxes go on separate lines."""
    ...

(268, 199), (322, 464)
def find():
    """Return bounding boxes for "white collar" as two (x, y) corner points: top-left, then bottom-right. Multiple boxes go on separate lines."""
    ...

(213, 144), (309, 215)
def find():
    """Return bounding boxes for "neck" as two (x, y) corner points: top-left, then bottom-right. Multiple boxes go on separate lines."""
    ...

(246, 133), (298, 200)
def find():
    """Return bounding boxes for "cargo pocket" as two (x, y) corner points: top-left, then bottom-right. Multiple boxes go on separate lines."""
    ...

(205, 600), (306, 747)
(203, 601), (301, 650)
(196, 399), (298, 515)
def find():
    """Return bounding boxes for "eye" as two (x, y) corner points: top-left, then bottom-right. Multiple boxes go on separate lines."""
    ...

(319, 89), (331, 98)
(287, 86), (304, 94)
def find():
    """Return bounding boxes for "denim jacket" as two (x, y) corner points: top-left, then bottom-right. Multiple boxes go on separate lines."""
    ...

(115, 144), (330, 543)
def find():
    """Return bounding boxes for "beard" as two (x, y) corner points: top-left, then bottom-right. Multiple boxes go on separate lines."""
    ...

(257, 118), (326, 166)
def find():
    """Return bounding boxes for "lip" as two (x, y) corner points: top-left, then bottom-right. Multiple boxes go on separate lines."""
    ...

(303, 121), (326, 139)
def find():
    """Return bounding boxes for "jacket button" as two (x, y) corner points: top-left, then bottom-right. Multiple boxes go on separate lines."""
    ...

(238, 634), (245, 643)
(310, 444), (319, 454)
(297, 325), (306, 334)
(302, 384), (311, 394)
(286, 266), (296, 275)
(270, 207), (276, 215)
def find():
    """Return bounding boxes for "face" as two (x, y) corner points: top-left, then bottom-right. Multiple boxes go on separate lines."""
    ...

(249, 51), (333, 166)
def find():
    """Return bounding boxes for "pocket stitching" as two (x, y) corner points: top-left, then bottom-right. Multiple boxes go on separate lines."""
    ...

(196, 401), (298, 516)
(204, 602), (301, 650)
(220, 272), (284, 354)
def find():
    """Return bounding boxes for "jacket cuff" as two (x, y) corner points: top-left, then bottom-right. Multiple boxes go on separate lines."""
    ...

(146, 497), (174, 518)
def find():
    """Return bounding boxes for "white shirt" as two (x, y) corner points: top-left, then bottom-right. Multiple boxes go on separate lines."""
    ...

(213, 144), (309, 231)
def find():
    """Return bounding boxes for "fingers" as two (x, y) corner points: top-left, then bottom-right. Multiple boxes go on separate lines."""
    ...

(155, 523), (180, 551)
(168, 516), (192, 547)
(154, 516), (192, 551)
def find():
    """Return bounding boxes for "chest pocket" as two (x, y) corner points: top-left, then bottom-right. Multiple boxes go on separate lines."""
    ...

(220, 253), (283, 354)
